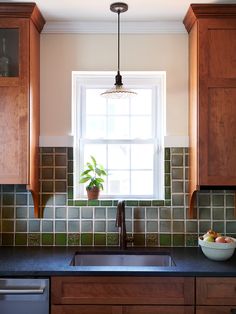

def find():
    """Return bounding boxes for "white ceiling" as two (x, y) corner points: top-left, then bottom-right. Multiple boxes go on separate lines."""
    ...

(11, 0), (236, 22)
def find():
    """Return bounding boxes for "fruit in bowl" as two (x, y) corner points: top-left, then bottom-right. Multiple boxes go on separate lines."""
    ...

(199, 229), (236, 261)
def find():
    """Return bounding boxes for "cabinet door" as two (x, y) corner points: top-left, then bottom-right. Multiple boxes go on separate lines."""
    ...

(123, 306), (194, 314)
(197, 306), (236, 314)
(0, 19), (29, 184)
(196, 277), (236, 305)
(51, 276), (194, 305)
(198, 19), (236, 186)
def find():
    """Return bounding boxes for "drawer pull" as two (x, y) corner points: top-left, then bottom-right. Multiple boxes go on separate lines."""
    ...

(231, 309), (236, 314)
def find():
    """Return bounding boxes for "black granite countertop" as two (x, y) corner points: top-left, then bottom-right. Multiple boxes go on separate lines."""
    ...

(0, 246), (236, 277)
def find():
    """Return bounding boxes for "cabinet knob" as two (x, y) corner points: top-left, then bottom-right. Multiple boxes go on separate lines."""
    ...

(230, 309), (236, 314)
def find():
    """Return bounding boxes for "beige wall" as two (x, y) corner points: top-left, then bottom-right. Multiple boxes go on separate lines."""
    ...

(40, 33), (188, 137)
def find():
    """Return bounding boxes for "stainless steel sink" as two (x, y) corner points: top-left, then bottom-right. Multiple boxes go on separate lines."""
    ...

(70, 252), (175, 267)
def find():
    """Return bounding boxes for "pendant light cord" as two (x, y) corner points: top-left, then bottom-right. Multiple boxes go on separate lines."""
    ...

(117, 9), (120, 74)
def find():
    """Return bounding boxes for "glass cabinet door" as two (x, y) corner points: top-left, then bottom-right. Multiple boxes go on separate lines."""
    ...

(0, 28), (19, 77)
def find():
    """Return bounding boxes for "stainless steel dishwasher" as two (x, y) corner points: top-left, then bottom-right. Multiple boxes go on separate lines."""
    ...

(0, 278), (49, 314)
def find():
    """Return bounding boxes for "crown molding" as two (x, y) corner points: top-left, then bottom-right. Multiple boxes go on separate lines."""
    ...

(43, 20), (186, 34)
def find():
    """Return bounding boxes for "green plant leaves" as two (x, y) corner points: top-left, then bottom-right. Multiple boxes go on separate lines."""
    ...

(79, 155), (108, 190)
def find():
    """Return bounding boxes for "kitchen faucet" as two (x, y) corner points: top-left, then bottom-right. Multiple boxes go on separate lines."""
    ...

(116, 200), (133, 249)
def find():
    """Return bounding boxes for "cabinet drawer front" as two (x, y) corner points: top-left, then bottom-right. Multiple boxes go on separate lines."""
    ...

(51, 276), (194, 305)
(196, 278), (236, 305)
(197, 306), (236, 314)
(123, 305), (194, 314)
(51, 305), (122, 314)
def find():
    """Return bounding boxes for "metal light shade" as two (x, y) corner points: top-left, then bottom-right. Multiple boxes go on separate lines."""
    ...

(101, 2), (137, 99)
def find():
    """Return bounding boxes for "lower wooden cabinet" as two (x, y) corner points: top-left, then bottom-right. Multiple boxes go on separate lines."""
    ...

(196, 277), (236, 314)
(51, 276), (195, 314)
(196, 277), (236, 305)
(51, 276), (236, 314)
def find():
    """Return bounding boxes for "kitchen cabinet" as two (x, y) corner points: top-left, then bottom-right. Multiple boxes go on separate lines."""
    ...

(196, 277), (236, 313)
(183, 4), (236, 218)
(0, 3), (45, 217)
(51, 276), (195, 314)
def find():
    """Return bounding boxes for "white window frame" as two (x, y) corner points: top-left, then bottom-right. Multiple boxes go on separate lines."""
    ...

(72, 71), (166, 200)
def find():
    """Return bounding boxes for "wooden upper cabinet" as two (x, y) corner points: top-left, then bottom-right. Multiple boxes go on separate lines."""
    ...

(0, 3), (45, 217)
(183, 4), (236, 218)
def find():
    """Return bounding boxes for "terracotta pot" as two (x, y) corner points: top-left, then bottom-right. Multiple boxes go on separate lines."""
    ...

(86, 187), (100, 200)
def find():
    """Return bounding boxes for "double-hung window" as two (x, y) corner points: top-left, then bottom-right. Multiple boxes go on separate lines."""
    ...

(72, 71), (166, 199)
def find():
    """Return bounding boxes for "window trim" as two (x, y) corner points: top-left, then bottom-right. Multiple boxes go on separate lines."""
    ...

(72, 71), (166, 200)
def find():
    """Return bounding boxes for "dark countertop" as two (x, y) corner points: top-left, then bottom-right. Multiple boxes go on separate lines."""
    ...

(0, 246), (236, 277)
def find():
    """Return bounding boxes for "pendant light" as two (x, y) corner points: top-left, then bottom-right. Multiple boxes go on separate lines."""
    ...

(101, 2), (137, 99)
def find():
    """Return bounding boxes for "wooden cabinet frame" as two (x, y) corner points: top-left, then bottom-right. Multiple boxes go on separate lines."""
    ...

(183, 4), (236, 218)
(0, 3), (45, 217)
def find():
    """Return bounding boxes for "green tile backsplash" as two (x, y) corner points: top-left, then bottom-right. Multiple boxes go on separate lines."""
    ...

(0, 147), (235, 247)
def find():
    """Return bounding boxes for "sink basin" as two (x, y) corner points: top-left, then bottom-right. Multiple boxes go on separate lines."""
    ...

(70, 252), (175, 267)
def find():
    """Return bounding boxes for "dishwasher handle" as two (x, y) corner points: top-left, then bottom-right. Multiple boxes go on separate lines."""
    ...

(0, 286), (45, 295)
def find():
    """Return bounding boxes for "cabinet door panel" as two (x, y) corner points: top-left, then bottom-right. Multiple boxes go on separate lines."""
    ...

(197, 306), (236, 314)
(0, 86), (28, 183)
(207, 88), (236, 181)
(209, 29), (236, 79)
(124, 306), (194, 314)
(198, 19), (236, 186)
(196, 277), (236, 305)
(51, 276), (195, 305)
(51, 305), (122, 314)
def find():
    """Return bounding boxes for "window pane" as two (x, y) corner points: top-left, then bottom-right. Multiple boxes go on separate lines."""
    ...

(131, 116), (152, 138)
(86, 117), (106, 138)
(108, 117), (129, 138)
(108, 171), (130, 195)
(108, 144), (130, 170)
(84, 144), (107, 167)
(131, 144), (154, 169)
(131, 89), (152, 115)
(107, 98), (129, 115)
(86, 89), (106, 115)
(131, 171), (153, 195)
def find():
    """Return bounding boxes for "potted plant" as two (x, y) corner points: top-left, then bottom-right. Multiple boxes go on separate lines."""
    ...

(79, 156), (108, 200)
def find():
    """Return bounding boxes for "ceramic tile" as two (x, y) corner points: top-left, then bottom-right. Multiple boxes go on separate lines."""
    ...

(146, 207), (158, 219)
(159, 234), (171, 246)
(68, 221), (80, 232)
(55, 221), (66, 232)
(159, 207), (171, 219)
(55, 233), (67, 245)
(146, 234), (158, 246)
(28, 233), (40, 246)
(16, 207), (28, 219)
(134, 207), (145, 219)
(15, 220), (27, 232)
(55, 207), (66, 219)
(107, 233), (119, 246)
(94, 233), (106, 245)
(68, 233), (80, 245)
(81, 207), (93, 219)
(173, 234), (185, 246)
(94, 221), (106, 232)
(42, 233), (54, 245)
(15, 233), (27, 245)
(95, 207), (106, 219)
(68, 207), (80, 219)
(81, 233), (93, 245)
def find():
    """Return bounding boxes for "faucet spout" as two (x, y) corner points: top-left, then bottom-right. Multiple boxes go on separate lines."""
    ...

(116, 200), (133, 249)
